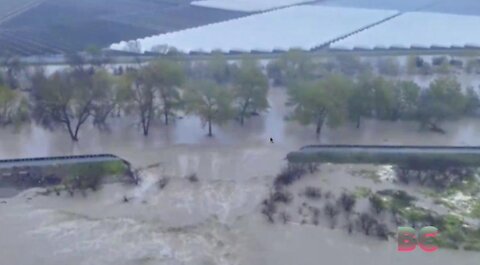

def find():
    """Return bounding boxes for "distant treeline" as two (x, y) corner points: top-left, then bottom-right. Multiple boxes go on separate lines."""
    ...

(1, 49), (480, 141)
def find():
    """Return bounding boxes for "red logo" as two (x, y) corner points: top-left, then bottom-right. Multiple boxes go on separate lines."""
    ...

(397, 226), (439, 252)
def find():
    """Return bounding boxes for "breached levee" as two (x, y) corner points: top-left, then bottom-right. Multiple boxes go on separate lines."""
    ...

(287, 145), (480, 168)
(0, 170), (266, 265)
(0, 154), (134, 196)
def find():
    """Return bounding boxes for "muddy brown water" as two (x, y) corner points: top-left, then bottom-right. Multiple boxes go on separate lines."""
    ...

(0, 88), (480, 264)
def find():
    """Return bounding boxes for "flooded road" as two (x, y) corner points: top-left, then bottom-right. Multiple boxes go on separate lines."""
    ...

(0, 88), (480, 264)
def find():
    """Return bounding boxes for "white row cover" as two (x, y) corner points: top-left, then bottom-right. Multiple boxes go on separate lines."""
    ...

(332, 12), (480, 49)
(109, 5), (398, 53)
(190, 0), (311, 12)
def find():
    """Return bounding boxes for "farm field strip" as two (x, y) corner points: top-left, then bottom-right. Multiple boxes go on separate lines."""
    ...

(0, 0), (43, 25)
(191, 0), (312, 12)
(0, 30), (71, 56)
(0, 0), (248, 56)
(110, 5), (399, 53)
(101, 5), (247, 32)
(331, 11), (480, 49)
(1, 31), (63, 54)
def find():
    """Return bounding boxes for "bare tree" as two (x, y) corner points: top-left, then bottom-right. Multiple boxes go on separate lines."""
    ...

(304, 186), (322, 200)
(339, 192), (356, 213)
(324, 202), (340, 228)
(375, 223), (390, 240)
(357, 213), (377, 235)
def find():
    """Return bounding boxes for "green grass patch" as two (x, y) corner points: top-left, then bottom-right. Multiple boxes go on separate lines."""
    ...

(352, 169), (381, 183)
(366, 173), (382, 184)
(463, 228), (480, 251)
(435, 198), (456, 210)
(400, 207), (429, 221)
(435, 236), (461, 250)
(470, 201), (480, 218)
(354, 187), (372, 198)
(421, 189), (439, 198)
(460, 177), (480, 195)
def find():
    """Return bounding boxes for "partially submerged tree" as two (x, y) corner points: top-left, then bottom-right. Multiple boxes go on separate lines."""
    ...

(434, 59), (451, 74)
(206, 52), (234, 84)
(143, 59), (184, 125)
(267, 49), (315, 86)
(287, 74), (351, 139)
(408, 56), (433, 75)
(266, 59), (283, 87)
(334, 54), (371, 76)
(0, 84), (29, 126)
(392, 80), (421, 120)
(31, 69), (103, 141)
(349, 75), (421, 126)
(184, 79), (234, 137)
(371, 76), (396, 120)
(233, 58), (269, 125)
(464, 86), (480, 116)
(90, 70), (120, 127)
(120, 69), (156, 136)
(377, 57), (400, 76)
(1, 55), (24, 89)
(348, 74), (375, 128)
(417, 77), (467, 133)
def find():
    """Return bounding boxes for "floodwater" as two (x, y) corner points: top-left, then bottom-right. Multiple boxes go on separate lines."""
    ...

(1, 88), (480, 265)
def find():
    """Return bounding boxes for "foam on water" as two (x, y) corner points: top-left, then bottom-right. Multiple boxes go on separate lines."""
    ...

(0, 171), (269, 265)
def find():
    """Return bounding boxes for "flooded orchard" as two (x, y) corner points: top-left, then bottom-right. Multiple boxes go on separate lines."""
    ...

(0, 88), (480, 265)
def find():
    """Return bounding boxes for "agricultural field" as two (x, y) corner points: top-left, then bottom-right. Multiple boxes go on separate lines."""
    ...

(110, 5), (398, 53)
(0, 0), (40, 22)
(332, 12), (480, 50)
(0, 0), (248, 56)
(191, 0), (312, 12)
(321, 0), (480, 16)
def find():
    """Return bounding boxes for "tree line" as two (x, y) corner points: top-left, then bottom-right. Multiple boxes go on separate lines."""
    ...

(268, 50), (480, 138)
(285, 73), (479, 138)
(1, 50), (479, 141)
(0, 54), (269, 140)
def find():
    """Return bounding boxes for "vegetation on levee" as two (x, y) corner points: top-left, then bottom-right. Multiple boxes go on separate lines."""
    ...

(262, 163), (480, 251)
(2, 50), (480, 140)
(374, 183), (480, 251)
(288, 148), (480, 169)
(40, 160), (131, 197)
(394, 166), (477, 189)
